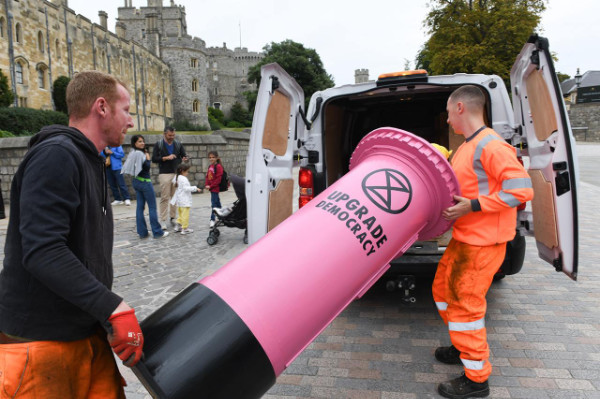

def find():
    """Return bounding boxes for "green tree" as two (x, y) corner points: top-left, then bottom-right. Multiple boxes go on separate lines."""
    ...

(0, 69), (14, 108)
(248, 40), (334, 108)
(52, 76), (70, 113)
(417, 0), (546, 87)
(228, 102), (252, 127)
(556, 72), (571, 83)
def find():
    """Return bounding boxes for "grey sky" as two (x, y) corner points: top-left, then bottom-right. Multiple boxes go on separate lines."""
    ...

(68, 0), (599, 86)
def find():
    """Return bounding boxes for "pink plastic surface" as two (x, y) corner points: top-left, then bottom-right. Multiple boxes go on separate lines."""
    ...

(200, 127), (460, 375)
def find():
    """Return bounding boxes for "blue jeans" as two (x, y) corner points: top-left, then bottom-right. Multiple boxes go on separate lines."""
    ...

(132, 178), (164, 238)
(210, 191), (221, 221)
(106, 168), (130, 201)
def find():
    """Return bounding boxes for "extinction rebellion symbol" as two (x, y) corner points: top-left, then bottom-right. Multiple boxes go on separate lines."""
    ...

(362, 169), (412, 214)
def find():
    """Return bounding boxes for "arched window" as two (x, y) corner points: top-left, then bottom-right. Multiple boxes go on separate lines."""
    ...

(15, 23), (22, 43)
(192, 100), (199, 113)
(192, 79), (198, 92)
(37, 67), (46, 89)
(16, 62), (23, 84)
(55, 39), (61, 59)
(38, 31), (44, 53)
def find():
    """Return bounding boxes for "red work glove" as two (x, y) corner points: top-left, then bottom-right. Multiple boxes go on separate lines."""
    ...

(107, 309), (144, 367)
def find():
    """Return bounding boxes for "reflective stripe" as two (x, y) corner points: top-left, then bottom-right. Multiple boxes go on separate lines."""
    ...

(498, 191), (522, 207)
(448, 317), (485, 332)
(461, 358), (485, 370)
(502, 178), (532, 190)
(473, 135), (502, 195)
(436, 302), (448, 311)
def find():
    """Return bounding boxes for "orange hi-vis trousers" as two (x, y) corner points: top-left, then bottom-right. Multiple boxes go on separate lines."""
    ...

(0, 328), (125, 399)
(432, 238), (506, 383)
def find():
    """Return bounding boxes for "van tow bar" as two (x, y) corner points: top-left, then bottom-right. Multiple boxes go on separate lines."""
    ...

(386, 275), (417, 303)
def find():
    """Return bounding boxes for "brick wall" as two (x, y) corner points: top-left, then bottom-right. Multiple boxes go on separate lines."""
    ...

(0, 130), (250, 204)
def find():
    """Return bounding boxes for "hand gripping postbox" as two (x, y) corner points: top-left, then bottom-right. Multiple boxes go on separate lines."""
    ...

(133, 128), (460, 398)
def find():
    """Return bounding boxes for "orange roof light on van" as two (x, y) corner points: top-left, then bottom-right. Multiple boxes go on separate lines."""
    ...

(376, 69), (428, 86)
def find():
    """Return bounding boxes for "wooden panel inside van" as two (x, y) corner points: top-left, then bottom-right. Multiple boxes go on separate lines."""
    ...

(526, 69), (558, 142)
(263, 91), (291, 156)
(267, 179), (294, 232)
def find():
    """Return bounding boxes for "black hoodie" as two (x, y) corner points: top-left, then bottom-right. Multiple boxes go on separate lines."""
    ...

(0, 125), (122, 341)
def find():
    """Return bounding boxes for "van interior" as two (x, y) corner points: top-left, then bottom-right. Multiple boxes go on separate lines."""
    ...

(321, 85), (493, 187)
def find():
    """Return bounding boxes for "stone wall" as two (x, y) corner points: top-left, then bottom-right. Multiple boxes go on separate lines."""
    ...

(568, 103), (600, 142)
(0, 130), (250, 204)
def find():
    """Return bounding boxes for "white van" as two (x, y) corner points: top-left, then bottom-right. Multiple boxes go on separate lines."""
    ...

(245, 35), (578, 294)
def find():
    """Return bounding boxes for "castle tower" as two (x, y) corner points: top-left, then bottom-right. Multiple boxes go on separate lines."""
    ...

(147, 0), (163, 7)
(355, 69), (370, 84)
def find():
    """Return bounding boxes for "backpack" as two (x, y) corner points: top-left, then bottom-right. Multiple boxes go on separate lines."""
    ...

(218, 168), (229, 192)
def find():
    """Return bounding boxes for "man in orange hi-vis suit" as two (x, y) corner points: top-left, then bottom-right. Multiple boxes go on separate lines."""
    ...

(433, 85), (534, 399)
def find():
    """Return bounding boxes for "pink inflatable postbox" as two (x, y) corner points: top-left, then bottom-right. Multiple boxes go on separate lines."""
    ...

(133, 128), (460, 399)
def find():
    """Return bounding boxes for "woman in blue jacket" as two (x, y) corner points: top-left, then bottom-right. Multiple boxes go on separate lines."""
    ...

(104, 145), (131, 205)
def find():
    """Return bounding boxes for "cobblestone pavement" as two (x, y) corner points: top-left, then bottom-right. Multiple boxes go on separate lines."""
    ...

(0, 142), (598, 398)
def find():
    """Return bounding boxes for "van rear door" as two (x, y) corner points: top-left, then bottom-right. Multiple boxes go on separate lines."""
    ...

(246, 63), (305, 244)
(510, 35), (579, 280)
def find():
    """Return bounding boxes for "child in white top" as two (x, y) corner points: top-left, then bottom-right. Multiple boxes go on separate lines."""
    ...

(170, 163), (199, 234)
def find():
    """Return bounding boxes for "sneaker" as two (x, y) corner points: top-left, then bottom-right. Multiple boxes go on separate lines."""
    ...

(209, 220), (215, 228)
(214, 206), (232, 217)
(438, 373), (489, 398)
(181, 228), (194, 235)
(111, 200), (124, 206)
(125, 199), (131, 206)
(173, 224), (182, 232)
(435, 345), (462, 365)
(160, 221), (168, 230)
(154, 231), (169, 239)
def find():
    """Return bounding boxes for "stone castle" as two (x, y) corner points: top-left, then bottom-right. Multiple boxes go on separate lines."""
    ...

(0, 0), (262, 131)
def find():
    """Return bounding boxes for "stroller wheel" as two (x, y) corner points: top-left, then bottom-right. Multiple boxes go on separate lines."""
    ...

(207, 234), (218, 246)
(243, 236), (248, 244)
(214, 228), (220, 237)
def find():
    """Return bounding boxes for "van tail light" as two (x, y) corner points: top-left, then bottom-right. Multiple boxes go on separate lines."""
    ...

(517, 157), (527, 211)
(298, 167), (314, 208)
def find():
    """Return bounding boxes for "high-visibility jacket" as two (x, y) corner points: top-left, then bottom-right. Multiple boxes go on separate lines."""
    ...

(451, 127), (534, 246)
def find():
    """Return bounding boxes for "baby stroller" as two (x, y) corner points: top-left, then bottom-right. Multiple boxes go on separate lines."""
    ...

(207, 174), (248, 245)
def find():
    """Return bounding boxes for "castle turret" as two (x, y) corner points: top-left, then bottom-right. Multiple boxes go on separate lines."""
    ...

(98, 11), (108, 30)
(355, 69), (370, 84)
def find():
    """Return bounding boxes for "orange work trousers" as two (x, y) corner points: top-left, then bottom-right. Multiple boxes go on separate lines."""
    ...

(432, 238), (506, 383)
(0, 329), (125, 399)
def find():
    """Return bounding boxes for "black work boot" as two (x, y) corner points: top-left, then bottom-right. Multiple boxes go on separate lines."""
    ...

(435, 345), (462, 364)
(438, 373), (489, 398)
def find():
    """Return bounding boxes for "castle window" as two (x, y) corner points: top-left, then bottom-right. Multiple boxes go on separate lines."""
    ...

(15, 62), (23, 84)
(192, 79), (198, 92)
(15, 23), (21, 43)
(190, 58), (197, 68)
(37, 67), (46, 89)
(1, 17), (5, 38)
(213, 61), (217, 69)
(192, 100), (199, 113)
(213, 102), (221, 110)
(38, 31), (45, 53)
(19, 97), (27, 107)
(214, 87), (217, 95)
(213, 74), (218, 81)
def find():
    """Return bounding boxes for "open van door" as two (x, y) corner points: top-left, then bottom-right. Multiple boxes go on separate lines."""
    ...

(510, 35), (579, 280)
(246, 63), (305, 245)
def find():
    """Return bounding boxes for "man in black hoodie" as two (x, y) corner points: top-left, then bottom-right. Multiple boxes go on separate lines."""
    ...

(0, 71), (142, 397)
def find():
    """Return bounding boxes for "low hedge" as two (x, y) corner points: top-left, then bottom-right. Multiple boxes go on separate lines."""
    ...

(0, 107), (68, 136)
